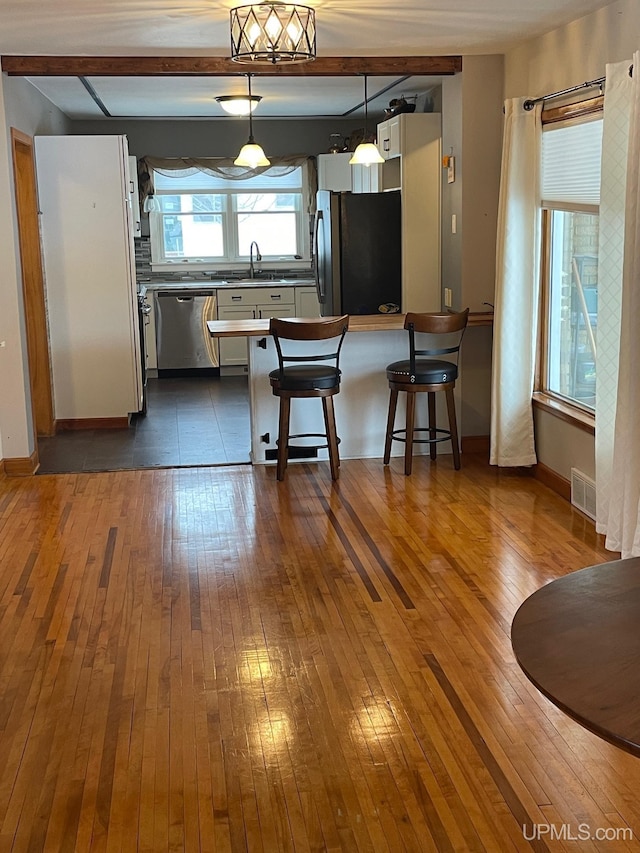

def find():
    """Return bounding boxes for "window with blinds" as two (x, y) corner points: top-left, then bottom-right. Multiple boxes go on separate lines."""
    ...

(541, 117), (603, 210)
(540, 114), (603, 411)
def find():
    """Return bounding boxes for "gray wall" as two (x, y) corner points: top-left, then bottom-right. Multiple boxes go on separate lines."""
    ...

(71, 117), (378, 160)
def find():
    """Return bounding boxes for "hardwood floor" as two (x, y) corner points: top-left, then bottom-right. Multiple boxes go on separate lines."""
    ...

(0, 456), (638, 851)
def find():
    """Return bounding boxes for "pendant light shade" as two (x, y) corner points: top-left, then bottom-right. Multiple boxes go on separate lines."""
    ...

(235, 142), (270, 168)
(230, 2), (316, 65)
(350, 75), (384, 167)
(234, 74), (270, 167)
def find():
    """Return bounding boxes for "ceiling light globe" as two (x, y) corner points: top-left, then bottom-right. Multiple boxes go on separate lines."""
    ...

(216, 95), (262, 116)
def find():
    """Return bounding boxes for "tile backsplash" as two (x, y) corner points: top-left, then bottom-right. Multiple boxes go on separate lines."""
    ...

(134, 237), (314, 283)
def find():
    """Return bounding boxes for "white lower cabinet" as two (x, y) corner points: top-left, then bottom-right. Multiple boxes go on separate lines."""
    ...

(295, 286), (321, 317)
(218, 305), (255, 365)
(218, 286), (296, 366)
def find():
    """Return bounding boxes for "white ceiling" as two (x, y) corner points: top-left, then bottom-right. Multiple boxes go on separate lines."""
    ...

(0, 0), (615, 119)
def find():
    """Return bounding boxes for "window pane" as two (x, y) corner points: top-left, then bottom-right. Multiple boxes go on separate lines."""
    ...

(547, 210), (598, 408)
(237, 193), (297, 212)
(237, 213), (298, 256)
(162, 214), (224, 258)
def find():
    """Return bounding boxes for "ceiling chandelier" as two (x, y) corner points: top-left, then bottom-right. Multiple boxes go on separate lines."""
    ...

(230, 2), (316, 64)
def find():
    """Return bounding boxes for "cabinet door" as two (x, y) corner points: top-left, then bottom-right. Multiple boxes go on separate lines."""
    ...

(217, 305), (255, 365)
(317, 153), (352, 191)
(377, 116), (401, 160)
(352, 163), (381, 194)
(295, 286), (321, 317)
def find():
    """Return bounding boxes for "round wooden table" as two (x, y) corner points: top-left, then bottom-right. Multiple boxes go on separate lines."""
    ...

(511, 557), (640, 757)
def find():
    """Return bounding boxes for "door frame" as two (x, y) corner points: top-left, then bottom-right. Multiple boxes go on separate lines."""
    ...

(11, 127), (55, 439)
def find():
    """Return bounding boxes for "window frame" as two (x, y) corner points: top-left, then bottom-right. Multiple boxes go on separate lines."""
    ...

(149, 164), (312, 273)
(534, 97), (603, 429)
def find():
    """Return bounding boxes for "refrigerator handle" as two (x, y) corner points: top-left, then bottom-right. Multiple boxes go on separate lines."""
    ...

(313, 209), (325, 304)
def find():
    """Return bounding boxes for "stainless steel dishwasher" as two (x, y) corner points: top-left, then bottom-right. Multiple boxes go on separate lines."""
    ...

(155, 288), (219, 371)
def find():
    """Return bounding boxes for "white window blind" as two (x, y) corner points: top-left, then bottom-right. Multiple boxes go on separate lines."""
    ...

(541, 117), (603, 209)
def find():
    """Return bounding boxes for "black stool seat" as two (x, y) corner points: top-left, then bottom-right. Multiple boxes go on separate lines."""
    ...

(386, 359), (458, 384)
(269, 315), (349, 481)
(269, 365), (341, 392)
(384, 310), (469, 475)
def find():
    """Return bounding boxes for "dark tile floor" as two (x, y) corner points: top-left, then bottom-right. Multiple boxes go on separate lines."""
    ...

(36, 376), (251, 474)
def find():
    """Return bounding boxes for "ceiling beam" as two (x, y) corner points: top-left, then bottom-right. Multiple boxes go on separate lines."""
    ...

(0, 55), (462, 77)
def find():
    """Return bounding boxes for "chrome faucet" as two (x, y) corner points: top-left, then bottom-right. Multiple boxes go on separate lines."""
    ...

(249, 241), (262, 279)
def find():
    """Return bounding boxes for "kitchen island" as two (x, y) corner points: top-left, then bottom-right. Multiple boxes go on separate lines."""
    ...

(207, 313), (492, 467)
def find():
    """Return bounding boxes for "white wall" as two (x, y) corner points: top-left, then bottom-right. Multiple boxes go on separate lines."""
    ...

(505, 0), (640, 100)
(504, 0), (640, 480)
(0, 74), (71, 462)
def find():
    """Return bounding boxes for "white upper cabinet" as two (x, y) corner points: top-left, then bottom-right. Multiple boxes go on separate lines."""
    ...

(317, 152), (380, 193)
(376, 115), (401, 160)
(317, 153), (352, 191)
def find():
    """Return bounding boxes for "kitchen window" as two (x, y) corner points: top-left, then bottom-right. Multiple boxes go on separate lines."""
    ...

(149, 165), (310, 269)
(538, 113), (603, 413)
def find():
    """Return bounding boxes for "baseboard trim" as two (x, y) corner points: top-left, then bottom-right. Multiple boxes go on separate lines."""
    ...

(534, 461), (571, 502)
(57, 417), (130, 431)
(2, 449), (39, 476)
(461, 435), (490, 456)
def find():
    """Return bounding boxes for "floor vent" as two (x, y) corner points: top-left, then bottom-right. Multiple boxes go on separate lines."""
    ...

(570, 468), (596, 520)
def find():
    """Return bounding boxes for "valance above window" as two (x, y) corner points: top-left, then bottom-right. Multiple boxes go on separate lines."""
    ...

(137, 155), (317, 211)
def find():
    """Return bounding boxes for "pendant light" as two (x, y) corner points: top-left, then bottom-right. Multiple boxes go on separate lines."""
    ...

(234, 74), (270, 167)
(350, 75), (384, 167)
(230, 2), (316, 65)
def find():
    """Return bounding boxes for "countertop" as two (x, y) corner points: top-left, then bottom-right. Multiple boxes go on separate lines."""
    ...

(207, 312), (494, 337)
(140, 278), (314, 291)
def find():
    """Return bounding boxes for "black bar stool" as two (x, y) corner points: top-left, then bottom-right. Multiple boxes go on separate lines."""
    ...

(383, 309), (469, 475)
(269, 315), (349, 481)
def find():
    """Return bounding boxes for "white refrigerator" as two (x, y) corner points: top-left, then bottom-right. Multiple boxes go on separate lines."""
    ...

(34, 135), (143, 423)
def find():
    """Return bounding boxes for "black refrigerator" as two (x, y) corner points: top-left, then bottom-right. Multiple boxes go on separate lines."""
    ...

(314, 189), (402, 316)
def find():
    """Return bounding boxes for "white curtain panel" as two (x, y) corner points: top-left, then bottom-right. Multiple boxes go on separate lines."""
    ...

(490, 99), (542, 467)
(599, 52), (640, 556)
(596, 59), (632, 546)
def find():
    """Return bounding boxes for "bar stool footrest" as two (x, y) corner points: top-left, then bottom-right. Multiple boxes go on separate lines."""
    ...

(277, 432), (342, 453)
(389, 427), (452, 445)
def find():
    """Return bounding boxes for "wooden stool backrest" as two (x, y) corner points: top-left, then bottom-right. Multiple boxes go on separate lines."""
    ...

(269, 315), (350, 368)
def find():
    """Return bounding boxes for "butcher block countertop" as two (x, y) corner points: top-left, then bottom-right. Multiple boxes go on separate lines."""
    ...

(207, 311), (494, 337)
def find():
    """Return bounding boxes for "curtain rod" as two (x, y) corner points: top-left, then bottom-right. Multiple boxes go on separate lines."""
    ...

(523, 76), (605, 111)
(523, 64), (634, 112)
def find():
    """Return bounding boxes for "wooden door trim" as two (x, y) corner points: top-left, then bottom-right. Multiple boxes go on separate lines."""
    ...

(11, 127), (55, 440)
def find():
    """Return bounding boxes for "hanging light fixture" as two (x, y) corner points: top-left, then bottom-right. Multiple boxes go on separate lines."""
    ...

(234, 74), (270, 167)
(216, 94), (262, 116)
(350, 75), (384, 167)
(230, 2), (316, 64)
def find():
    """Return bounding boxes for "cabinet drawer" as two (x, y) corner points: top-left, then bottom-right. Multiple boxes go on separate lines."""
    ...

(218, 286), (295, 307)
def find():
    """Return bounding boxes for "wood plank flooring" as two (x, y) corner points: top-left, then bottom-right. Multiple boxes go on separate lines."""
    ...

(0, 456), (639, 851)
